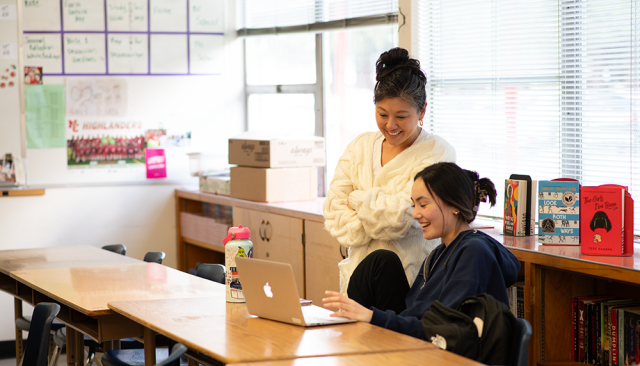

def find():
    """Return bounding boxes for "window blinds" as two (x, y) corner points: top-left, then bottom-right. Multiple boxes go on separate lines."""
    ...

(236, 0), (398, 32)
(418, 0), (640, 235)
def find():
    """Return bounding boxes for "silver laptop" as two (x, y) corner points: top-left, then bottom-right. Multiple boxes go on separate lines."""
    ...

(235, 257), (357, 327)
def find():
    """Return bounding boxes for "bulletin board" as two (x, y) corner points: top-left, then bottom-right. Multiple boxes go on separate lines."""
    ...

(0, 0), (237, 187)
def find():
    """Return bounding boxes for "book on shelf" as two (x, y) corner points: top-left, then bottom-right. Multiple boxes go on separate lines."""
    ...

(610, 303), (640, 366)
(503, 174), (536, 236)
(538, 178), (580, 245)
(622, 306), (640, 366)
(580, 185), (634, 256)
(575, 296), (614, 363)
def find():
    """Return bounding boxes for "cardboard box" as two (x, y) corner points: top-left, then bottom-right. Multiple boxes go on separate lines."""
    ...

(229, 132), (325, 168)
(230, 166), (318, 202)
(199, 174), (231, 196)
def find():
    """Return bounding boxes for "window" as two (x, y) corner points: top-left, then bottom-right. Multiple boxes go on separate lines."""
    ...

(239, 0), (398, 192)
(418, 0), (640, 234)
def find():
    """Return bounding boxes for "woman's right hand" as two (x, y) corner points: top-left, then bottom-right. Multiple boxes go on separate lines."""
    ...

(322, 291), (373, 323)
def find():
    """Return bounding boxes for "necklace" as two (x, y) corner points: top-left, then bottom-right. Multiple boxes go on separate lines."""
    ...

(420, 229), (477, 289)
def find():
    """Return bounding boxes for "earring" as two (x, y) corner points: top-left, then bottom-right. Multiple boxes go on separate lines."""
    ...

(454, 211), (459, 215)
(419, 119), (424, 127)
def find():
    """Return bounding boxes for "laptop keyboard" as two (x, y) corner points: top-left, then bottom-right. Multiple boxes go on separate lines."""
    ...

(302, 306), (346, 323)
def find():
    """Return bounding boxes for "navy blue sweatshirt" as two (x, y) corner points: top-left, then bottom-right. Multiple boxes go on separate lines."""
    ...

(369, 229), (520, 339)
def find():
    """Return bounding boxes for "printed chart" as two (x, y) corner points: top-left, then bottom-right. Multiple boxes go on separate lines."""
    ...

(22, 0), (224, 75)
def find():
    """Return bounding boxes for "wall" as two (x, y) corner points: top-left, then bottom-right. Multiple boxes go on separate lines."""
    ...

(0, 0), (245, 342)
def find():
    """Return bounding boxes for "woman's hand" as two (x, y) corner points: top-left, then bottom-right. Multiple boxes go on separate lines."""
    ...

(322, 291), (373, 323)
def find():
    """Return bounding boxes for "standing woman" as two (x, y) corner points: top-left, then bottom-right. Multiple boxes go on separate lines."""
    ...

(323, 47), (456, 311)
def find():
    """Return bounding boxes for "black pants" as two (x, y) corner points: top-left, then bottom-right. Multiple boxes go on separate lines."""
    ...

(347, 249), (410, 313)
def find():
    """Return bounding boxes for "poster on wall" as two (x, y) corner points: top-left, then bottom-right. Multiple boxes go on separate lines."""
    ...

(66, 118), (146, 169)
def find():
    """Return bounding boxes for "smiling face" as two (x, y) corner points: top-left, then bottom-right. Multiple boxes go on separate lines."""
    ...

(375, 97), (426, 150)
(411, 177), (460, 245)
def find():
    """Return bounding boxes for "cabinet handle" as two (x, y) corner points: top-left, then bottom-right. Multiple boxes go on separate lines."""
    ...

(339, 246), (346, 260)
(259, 220), (266, 241)
(265, 221), (271, 242)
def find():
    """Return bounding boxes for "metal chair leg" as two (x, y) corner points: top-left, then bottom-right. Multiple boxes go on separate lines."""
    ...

(49, 345), (61, 366)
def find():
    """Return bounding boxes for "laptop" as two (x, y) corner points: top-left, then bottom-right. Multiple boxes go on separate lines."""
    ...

(235, 257), (357, 327)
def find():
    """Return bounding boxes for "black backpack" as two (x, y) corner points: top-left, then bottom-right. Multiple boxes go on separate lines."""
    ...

(421, 293), (518, 365)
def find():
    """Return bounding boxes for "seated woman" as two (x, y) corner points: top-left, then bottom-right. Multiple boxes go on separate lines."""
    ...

(323, 162), (520, 339)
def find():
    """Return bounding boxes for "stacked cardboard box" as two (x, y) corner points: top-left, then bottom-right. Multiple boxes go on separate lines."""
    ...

(228, 132), (325, 203)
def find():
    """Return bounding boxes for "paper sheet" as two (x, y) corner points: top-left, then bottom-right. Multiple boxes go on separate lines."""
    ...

(25, 84), (66, 148)
(66, 78), (128, 116)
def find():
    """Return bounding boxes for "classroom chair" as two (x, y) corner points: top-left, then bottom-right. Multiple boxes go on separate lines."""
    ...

(98, 262), (217, 366)
(20, 302), (60, 366)
(143, 251), (166, 264)
(101, 343), (188, 366)
(50, 327), (103, 366)
(102, 244), (127, 255)
(195, 263), (226, 284)
(513, 318), (532, 366)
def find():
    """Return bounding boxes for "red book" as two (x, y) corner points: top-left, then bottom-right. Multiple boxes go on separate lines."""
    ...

(580, 185), (634, 256)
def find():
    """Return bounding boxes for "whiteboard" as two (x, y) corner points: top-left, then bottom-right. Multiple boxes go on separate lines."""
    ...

(2, 0), (238, 187)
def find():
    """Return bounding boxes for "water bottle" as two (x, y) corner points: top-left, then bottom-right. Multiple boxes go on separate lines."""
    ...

(222, 224), (253, 302)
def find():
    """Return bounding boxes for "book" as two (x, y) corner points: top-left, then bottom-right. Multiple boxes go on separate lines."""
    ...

(601, 300), (637, 366)
(610, 303), (640, 366)
(504, 179), (522, 236)
(581, 185), (634, 256)
(504, 175), (536, 236)
(578, 296), (615, 363)
(538, 179), (580, 245)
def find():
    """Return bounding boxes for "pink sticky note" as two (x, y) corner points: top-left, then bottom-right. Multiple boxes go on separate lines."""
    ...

(146, 148), (166, 179)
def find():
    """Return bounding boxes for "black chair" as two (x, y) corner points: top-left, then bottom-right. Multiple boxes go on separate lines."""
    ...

(196, 263), (226, 284)
(50, 327), (103, 366)
(101, 343), (188, 366)
(513, 318), (532, 366)
(102, 244), (127, 255)
(143, 251), (166, 264)
(20, 302), (60, 366)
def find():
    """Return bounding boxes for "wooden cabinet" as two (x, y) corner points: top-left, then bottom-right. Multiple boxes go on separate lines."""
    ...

(304, 220), (345, 306)
(233, 207), (305, 297)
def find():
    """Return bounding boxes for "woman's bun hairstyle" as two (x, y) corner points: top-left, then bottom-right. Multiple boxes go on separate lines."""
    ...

(374, 47), (427, 113)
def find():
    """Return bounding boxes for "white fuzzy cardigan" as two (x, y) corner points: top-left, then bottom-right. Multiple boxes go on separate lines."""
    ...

(323, 129), (457, 294)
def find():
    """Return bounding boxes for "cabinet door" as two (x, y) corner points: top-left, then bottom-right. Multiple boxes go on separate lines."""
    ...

(304, 220), (344, 306)
(233, 207), (305, 297)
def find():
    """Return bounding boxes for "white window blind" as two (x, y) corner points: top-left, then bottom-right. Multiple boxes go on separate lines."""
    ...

(418, 0), (640, 234)
(236, 0), (398, 30)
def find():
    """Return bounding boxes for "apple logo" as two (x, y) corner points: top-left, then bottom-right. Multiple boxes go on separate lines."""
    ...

(263, 282), (273, 298)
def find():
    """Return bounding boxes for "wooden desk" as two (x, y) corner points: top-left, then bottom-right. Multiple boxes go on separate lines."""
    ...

(9, 262), (220, 366)
(108, 297), (433, 366)
(0, 245), (140, 365)
(227, 349), (484, 366)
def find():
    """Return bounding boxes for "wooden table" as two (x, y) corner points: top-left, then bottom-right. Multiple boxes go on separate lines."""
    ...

(108, 297), (433, 366)
(9, 262), (221, 366)
(0, 245), (140, 365)
(226, 349), (485, 366)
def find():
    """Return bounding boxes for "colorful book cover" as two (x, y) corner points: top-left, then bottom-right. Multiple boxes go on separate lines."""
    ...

(510, 174), (537, 236)
(504, 179), (528, 236)
(580, 186), (626, 256)
(503, 179), (520, 236)
(538, 179), (580, 245)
